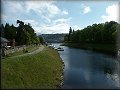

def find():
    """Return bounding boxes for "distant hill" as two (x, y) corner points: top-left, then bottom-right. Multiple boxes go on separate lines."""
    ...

(39, 34), (67, 43)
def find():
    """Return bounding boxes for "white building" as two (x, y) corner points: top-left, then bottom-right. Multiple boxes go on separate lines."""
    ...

(1, 37), (10, 47)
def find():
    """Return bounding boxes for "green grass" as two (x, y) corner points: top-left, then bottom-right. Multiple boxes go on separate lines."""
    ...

(1, 47), (63, 89)
(26, 45), (40, 52)
(6, 45), (40, 57)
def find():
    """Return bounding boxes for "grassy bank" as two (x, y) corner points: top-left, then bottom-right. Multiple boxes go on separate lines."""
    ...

(1, 47), (63, 89)
(63, 42), (116, 55)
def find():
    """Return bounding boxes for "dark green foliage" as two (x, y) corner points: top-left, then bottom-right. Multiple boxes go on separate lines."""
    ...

(3, 23), (17, 40)
(68, 27), (73, 41)
(1, 20), (40, 46)
(39, 36), (44, 44)
(65, 21), (119, 44)
(64, 34), (69, 42)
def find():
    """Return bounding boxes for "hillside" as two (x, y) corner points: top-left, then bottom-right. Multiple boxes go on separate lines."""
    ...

(40, 34), (67, 43)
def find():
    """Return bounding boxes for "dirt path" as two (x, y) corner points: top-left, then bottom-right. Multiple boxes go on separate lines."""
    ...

(11, 45), (44, 58)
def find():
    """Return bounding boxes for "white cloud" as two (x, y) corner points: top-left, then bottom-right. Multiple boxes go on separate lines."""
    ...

(81, 4), (91, 14)
(101, 4), (119, 22)
(84, 6), (91, 14)
(3, 1), (68, 22)
(22, 19), (39, 26)
(54, 18), (72, 24)
(47, 3), (61, 16)
(34, 23), (70, 34)
(34, 18), (71, 34)
(62, 10), (69, 15)
(25, 1), (68, 20)
(24, 1), (60, 21)
(73, 25), (81, 30)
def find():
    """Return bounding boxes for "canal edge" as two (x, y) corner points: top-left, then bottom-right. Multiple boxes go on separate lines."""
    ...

(60, 59), (65, 89)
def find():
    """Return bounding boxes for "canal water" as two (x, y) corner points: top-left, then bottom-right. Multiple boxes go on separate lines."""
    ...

(53, 43), (120, 89)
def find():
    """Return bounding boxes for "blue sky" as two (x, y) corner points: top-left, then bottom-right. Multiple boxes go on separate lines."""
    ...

(1, 0), (119, 34)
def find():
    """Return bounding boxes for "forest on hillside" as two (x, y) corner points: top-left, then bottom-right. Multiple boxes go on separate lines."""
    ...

(0, 20), (44, 46)
(65, 21), (120, 44)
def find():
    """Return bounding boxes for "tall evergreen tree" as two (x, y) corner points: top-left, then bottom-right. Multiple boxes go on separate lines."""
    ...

(68, 27), (72, 41)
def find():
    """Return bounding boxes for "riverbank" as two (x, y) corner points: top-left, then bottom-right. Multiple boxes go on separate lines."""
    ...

(62, 43), (116, 56)
(1, 46), (63, 89)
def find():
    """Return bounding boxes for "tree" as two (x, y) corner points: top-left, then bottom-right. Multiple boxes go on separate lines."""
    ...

(0, 24), (4, 37)
(10, 24), (16, 39)
(2, 20), (41, 46)
(68, 27), (72, 41)
(25, 32), (31, 45)
(64, 21), (119, 44)
(16, 20), (26, 45)
(39, 36), (44, 44)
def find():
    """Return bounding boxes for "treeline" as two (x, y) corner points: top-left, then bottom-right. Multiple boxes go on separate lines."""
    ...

(64, 21), (119, 44)
(0, 20), (44, 46)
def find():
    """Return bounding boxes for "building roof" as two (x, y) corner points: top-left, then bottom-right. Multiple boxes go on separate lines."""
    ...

(1, 37), (9, 43)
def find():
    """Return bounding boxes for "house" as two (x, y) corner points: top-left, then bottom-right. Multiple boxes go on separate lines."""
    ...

(1, 37), (10, 48)
(1, 37), (10, 57)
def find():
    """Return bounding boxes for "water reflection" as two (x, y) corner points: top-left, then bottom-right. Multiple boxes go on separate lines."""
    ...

(53, 43), (120, 89)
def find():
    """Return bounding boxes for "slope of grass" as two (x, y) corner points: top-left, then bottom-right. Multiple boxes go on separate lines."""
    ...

(1, 47), (63, 89)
